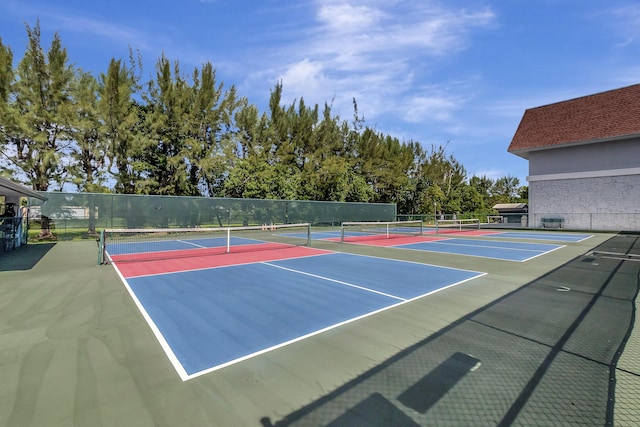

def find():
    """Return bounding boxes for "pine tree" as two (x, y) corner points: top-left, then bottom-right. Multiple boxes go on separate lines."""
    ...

(69, 71), (107, 234)
(2, 22), (76, 236)
(99, 56), (141, 194)
(6, 22), (75, 190)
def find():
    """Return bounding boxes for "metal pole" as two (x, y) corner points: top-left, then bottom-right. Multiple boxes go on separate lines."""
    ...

(433, 201), (437, 225)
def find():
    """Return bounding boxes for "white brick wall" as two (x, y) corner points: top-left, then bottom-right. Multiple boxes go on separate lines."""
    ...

(529, 175), (640, 230)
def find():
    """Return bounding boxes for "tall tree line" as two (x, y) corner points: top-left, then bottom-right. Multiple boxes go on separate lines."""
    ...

(0, 22), (526, 218)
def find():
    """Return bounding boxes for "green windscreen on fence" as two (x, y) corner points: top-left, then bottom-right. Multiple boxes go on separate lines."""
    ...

(27, 193), (396, 236)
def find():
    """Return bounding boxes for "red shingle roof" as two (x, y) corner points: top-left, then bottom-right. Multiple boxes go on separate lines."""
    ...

(508, 84), (640, 153)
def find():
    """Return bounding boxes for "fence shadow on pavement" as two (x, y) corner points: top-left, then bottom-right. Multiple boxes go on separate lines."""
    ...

(261, 233), (640, 426)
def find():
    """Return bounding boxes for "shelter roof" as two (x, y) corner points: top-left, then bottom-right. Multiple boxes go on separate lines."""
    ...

(0, 177), (47, 201)
(492, 203), (528, 210)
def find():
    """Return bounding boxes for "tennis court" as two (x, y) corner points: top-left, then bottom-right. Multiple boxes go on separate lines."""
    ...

(109, 240), (485, 380)
(2, 227), (639, 426)
(373, 218), (593, 244)
(334, 225), (566, 261)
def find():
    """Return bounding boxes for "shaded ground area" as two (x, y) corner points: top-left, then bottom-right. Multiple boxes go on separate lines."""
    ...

(263, 233), (640, 426)
(0, 243), (56, 271)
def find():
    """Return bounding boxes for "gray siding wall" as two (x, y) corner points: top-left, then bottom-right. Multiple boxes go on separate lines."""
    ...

(528, 138), (640, 175)
(529, 175), (640, 231)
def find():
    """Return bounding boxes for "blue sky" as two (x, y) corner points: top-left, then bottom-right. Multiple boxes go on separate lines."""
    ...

(2, 0), (640, 185)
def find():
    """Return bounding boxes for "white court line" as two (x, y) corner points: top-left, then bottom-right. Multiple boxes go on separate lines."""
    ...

(109, 262), (189, 381)
(427, 240), (558, 253)
(519, 244), (565, 261)
(177, 239), (207, 248)
(262, 261), (406, 302)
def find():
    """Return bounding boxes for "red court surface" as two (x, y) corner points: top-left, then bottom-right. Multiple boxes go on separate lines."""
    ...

(114, 246), (333, 278)
(109, 241), (306, 263)
(339, 235), (447, 247)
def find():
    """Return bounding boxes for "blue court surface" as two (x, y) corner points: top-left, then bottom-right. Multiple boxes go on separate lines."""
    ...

(393, 238), (564, 262)
(120, 252), (485, 380)
(308, 230), (343, 239)
(486, 231), (593, 242)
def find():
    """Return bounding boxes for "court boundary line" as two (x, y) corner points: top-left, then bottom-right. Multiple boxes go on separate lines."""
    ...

(110, 261), (189, 381)
(520, 245), (566, 261)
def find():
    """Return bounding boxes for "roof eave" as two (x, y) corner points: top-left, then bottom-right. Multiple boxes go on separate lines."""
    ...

(0, 177), (48, 201)
(509, 132), (640, 158)
(508, 149), (529, 160)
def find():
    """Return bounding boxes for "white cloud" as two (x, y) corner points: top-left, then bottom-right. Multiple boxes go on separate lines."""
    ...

(603, 4), (640, 44)
(258, 1), (496, 124)
(317, 3), (385, 32)
(471, 168), (505, 180)
(279, 59), (329, 98)
(403, 94), (458, 123)
(3, 1), (148, 49)
(311, 2), (495, 65)
(47, 15), (148, 48)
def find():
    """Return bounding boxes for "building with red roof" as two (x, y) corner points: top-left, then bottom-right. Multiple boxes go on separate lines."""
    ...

(508, 84), (640, 231)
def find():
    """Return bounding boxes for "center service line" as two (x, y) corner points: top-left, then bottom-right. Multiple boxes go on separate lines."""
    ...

(261, 261), (406, 302)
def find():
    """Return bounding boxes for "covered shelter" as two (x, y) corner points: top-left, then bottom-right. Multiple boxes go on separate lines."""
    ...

(0, 177), (47, 253)
(491, 203), (528, 225)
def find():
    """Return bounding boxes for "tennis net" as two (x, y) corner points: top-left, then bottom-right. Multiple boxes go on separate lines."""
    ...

(435, 218), (481, 234)
(340, 220), (423, 243)
(98, 223), (311, 263)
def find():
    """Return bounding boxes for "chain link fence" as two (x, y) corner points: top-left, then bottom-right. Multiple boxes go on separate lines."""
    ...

(26, 192), (396, 240)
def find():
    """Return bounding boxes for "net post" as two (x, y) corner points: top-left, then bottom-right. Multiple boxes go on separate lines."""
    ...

(420, 221), (424, 235)
(97, 229), (105, 265)
(226, 228), (231, 253)
(340, 223), (345, 243)
(306, 223), (311, 246)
